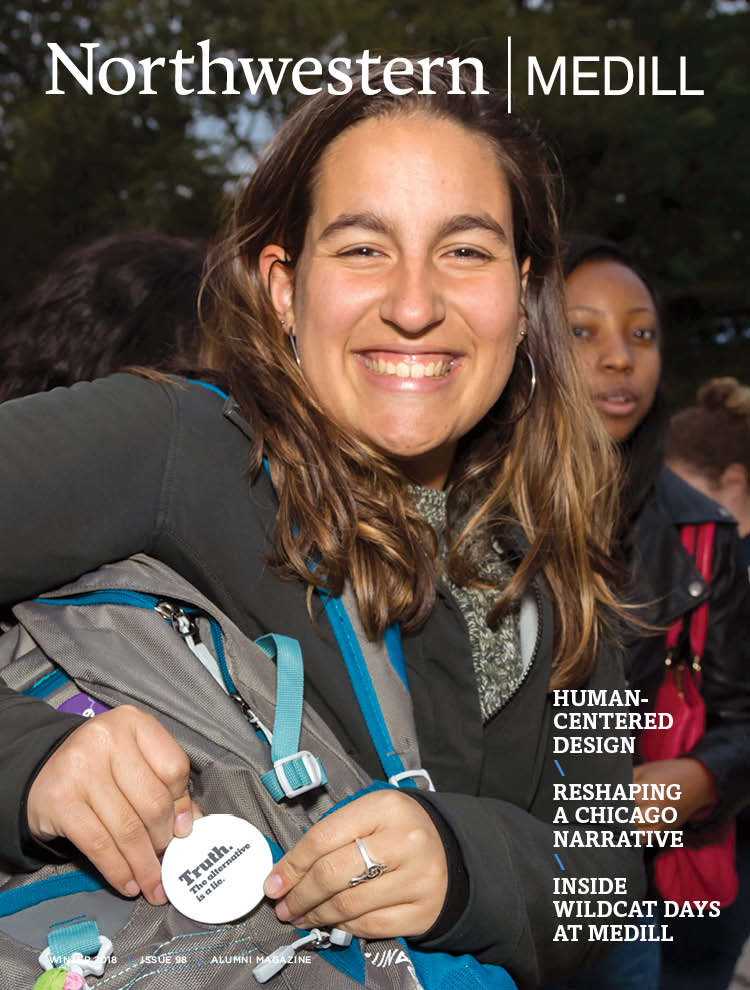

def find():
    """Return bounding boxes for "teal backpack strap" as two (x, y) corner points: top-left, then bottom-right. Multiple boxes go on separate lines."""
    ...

(322, 584), (434, 792)
(257, 633), (328, 801)
(185, 379), (229, 401)
(260, 455), (431, 790)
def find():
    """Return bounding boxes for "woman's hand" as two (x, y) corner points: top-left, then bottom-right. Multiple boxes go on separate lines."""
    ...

(26, 705), (200, 904)
(633, 758), (715, 830)
(263, 790), (448, 939)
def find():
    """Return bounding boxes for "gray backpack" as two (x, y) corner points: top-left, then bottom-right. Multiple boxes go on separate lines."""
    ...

(0, 555), (516, 990)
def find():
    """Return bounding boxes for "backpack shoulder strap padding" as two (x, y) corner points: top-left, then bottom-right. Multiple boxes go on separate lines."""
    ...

(323, 584), (433, 791)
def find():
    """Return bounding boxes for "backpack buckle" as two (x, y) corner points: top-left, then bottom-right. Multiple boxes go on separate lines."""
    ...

(274, 750), (325, 798)
(39, 934), (113, 979)
(388, 768), (435, 791)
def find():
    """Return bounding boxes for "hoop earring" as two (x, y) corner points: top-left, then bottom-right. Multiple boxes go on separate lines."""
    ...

(519, 347), (536, 412)
(289, 331), (302, 369)
(493, 347), (536, 426)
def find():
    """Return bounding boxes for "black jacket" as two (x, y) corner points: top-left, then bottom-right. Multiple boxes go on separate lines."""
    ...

(0, 375), (646, 989)
(627, 467), (750, 825)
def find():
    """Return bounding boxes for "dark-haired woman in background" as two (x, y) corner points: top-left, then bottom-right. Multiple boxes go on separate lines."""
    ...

(560, 237), (750, 990)
(0, 231), (206, 402)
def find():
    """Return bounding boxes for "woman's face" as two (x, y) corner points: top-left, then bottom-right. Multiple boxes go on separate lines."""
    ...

(264, 113), (527, 489)
(565, 259), (661, 443)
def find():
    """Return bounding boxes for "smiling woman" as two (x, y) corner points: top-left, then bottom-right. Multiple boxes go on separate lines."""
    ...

(201, 72), (622, 663)
(0, 64), (646, 989)
(261, 113), (526, 489)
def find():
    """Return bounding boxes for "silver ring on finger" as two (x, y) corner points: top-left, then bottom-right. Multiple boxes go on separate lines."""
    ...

(349, 837), (387, 887)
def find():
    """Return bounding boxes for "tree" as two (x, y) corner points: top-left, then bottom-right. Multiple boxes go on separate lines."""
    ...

(2, 0), (748, 399)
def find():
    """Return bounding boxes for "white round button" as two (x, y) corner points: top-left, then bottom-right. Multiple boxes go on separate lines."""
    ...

(161, 814), (274, 923)
(688, 581), (704, 598)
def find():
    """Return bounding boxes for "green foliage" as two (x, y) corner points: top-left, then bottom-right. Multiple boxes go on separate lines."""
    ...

(1, 0), (748, 395)
(0, 0), (230, 305)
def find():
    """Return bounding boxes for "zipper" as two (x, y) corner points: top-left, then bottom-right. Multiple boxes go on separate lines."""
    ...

(494, 579), (545, 717)
(154, 601), (224, 688)
(226, 689), (274, 745)
(252, 927), (352, 984)
(153, 601), (274, 746)
(485, 530), (545, 717)
(36, 590), (160, 609)
(437, 563), (544, 722)
(35, 589), (274, 745)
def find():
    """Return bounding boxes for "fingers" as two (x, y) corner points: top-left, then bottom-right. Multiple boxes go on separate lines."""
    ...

(275, 832), (394, 922)
(291, 875), (412, 934)
(264, 790), (448, 940)
(86, 780), (166, 903)
(26, 706), (194, 904)
(265, 806), (373, 900)
(127, 713), (193, 840)
(172, 793), (195, 837)
(62, 804), (141, 898)
(110, 750), (177, 853)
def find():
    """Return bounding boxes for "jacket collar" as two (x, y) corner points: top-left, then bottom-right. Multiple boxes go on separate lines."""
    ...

(628, 467), (729, 625)
(655, 467), (738, 527)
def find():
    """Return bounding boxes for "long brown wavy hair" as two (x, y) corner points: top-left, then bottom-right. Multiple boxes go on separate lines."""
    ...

(201, 61), (622, 689)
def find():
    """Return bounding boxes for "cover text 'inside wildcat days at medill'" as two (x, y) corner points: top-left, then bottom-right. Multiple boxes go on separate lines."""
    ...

(45, 42), (705, 100)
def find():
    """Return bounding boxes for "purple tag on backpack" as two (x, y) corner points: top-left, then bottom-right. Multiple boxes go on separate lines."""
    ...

(57, 693), (110, 718)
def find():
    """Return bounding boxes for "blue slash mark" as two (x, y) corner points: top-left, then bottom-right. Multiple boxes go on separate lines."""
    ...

(49, 915), (86, 930)
(554, 854), (565, 871)
(554, 759), (565, 777)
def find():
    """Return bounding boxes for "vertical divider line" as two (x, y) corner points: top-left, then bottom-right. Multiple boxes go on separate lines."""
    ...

(507, 35), (512, 114)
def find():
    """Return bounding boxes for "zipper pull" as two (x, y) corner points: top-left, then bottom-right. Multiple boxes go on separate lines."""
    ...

(232, 693), (274, 746)
(155, 601), (225, 689)
(155, 600), (275, 744)
(252, 928), (352, 984)
(253, 929), (325, 983)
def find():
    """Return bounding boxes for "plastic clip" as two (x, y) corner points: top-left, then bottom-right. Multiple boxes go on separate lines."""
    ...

(388, 768), (435, 791)
(39, 935), (113, 984)
(274, 751), (324, 798)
